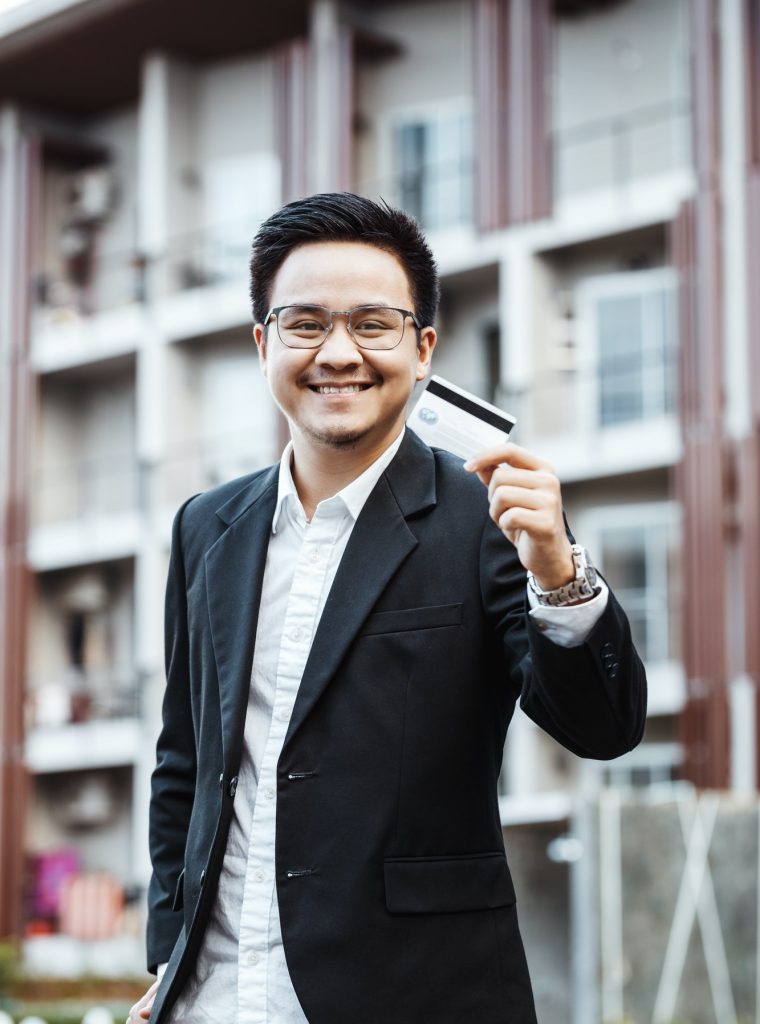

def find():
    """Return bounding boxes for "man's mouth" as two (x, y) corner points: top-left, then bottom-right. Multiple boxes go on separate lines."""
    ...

(307, 383), (374, 394)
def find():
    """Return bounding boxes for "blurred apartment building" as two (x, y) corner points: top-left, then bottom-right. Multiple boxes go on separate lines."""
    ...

(1, 0), (759, 1018)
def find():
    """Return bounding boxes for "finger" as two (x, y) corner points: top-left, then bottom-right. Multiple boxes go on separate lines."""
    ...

(496, 506), (559, 537)
(487, 466), (558, 502)
(489, 486), (547, 522)
(464, 443), (552, 475)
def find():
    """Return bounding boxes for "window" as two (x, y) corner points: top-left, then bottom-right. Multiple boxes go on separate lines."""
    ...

(393, 106), (473, 231)
(584, 502), (680, 667)
(600, 741), (682, 789)
(576, 268), (677, 429)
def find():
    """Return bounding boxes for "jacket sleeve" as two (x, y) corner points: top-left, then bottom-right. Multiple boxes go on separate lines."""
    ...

(479, 514), (647, 761)
(146, 495), (199, 972)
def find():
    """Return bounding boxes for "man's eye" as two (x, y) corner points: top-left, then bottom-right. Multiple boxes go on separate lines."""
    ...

(290, 320), (325, 332)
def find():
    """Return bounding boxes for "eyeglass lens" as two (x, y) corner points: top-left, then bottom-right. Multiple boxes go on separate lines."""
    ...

(276, 305), (406, 349)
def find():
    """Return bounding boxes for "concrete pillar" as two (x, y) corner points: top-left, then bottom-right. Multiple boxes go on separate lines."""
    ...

(309, 0), (353, 193)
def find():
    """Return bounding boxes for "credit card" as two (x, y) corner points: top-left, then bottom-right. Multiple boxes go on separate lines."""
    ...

(407, 375), (516, 461)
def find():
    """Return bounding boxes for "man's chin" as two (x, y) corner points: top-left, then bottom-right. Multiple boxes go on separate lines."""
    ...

(304, 423), (372, 449)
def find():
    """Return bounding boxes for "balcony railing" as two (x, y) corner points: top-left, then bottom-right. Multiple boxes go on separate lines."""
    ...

(32, 246), (147, 322)
(552, 97), (692, 198)
(27, 669), (141, 730)
(161, 428), (277, 507)
(31, 215), (271, 321)
(31, 453), (139, 527)
(357, 155), (475, 233)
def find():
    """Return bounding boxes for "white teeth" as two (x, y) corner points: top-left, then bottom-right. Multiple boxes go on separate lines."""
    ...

(315, 385), (365, 394)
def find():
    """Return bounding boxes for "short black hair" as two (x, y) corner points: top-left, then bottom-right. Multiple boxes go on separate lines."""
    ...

(249, 192), (439, 329)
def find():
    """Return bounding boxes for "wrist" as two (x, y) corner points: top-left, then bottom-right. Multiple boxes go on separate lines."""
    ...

(533, 553), (575, 592)
(528, 545), (600, 607)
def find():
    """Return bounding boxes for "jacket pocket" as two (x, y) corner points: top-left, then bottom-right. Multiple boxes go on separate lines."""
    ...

(171, 869), (185, 911)
(384, 851), (516, 914)
(360, 602), (462, 636)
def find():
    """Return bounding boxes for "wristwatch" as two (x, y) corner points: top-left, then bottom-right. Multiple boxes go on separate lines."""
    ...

(527, 544), (600, 607)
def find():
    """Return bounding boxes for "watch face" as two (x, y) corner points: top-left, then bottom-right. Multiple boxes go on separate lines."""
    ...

(584, 550), (598, 588)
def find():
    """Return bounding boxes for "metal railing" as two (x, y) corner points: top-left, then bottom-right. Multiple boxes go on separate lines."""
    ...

(30, 452), (139, 527)
(27, 669), (142, 729)
(31, 215), (269, 321)
(357, 155), (475, 233)
(552, 97), (692, 198)
(160, 428), (277, 507)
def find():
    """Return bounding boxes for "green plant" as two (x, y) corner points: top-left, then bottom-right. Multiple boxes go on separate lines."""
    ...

(0, 941), (20, 996)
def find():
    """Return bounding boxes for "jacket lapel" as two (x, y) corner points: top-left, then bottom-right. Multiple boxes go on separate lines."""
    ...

(205, 467), (278, 769)
(284, 431), (437, 749)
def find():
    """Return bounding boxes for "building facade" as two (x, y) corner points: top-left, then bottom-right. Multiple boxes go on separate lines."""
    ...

(1, 0), (759, 1020)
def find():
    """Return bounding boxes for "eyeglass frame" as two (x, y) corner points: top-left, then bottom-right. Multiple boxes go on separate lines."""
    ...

(262, 304), (423, 350)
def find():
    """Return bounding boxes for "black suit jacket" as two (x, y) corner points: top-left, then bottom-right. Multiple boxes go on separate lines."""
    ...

(146, 430), (646, 1023)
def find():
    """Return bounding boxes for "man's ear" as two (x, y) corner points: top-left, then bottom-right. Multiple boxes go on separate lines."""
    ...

(253, 324), (267, 375)
(415, 326), (437, 381)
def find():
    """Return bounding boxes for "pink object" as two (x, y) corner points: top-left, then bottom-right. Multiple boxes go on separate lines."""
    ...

(59, 872), (124, 940)
(31, 849), (80, 919)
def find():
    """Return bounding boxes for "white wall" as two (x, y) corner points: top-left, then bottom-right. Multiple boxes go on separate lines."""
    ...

(553, 0), (691, 194)
(36, 366), (137, 523)
(163, 336), (277, 504)
(195, 53), (280, 235)
(355, 0), (473, 196)
(431, 266), (499, 399)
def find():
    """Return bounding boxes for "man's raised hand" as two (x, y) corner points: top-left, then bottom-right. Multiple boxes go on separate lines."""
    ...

(464, 443), (574, 591)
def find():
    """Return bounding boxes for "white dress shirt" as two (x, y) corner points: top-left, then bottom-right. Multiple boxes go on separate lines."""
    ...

(162, 429), (608, 1022)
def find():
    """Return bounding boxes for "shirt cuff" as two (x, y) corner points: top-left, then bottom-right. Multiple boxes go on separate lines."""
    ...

(157, 962), (169, 981)
(527, 579), (609, 648)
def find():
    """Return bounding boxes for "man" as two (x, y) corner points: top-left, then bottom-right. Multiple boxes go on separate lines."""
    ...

(131, 193), (646, 1023)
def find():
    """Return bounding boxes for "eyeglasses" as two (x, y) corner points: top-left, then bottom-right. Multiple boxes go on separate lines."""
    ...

(263, 304), (421, 350)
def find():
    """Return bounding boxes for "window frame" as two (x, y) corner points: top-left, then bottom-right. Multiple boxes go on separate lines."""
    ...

(578, 499), (685, 717)
(575, 266), (678, 436)
(375, 96), (474, 233)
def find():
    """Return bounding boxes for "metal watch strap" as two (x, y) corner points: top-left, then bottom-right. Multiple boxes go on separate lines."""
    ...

(527, 544), (599, 607)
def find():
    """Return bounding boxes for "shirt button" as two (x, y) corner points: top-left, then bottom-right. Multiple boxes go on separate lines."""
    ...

(277, 708), (290, 722)
(265, 786), (275, 800)
(254, 869), (264, 882)
(290, 627), (304, 643)
(247, 951), (260, 966)
(309, 548), (321, 563)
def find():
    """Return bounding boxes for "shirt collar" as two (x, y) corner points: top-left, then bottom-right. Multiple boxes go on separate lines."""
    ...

(271, 428), (406, 534)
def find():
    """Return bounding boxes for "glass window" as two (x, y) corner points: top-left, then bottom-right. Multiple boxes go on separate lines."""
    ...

(596, 284), (676, 427)
(597, 514), (679, 665)
(394, 109), (473, 231)
(576, 269), (677, 431)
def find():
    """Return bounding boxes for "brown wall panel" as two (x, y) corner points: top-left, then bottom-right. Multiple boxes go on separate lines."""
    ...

(0, 130), (36, 940)
(472, 0), (552, 230)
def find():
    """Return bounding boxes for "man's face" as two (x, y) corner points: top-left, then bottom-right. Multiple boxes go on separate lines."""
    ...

(254, 241), (436, 454)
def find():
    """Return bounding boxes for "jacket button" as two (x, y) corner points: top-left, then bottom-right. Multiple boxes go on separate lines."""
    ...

(608, 663), (619, 679)
(600, 641), (614, 658)
(200, 869), (206, 886)
(229, 776), (238, 798)
(218, 772), (224, 789)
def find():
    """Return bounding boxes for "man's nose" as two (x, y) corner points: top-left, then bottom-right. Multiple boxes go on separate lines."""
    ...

(314, 320), (363, 368)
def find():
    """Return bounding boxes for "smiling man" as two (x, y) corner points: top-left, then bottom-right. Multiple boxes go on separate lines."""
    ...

(133, 193), (646, 1024)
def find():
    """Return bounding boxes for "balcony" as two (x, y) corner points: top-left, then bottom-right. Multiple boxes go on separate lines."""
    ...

(552, 97), (693, 205)
(29, 454), (140, 571)
(511, 265), (680, 480)
(160, 427), (278, 511)
(357, 104), (475, 240)
(25, 670), (142, 774)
